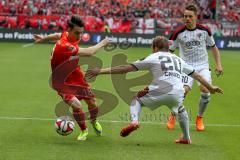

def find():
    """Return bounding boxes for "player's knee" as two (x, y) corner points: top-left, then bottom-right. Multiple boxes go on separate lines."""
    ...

(200, 92), (211, 104)
(63, 96), (83, 111)
(62, 95), (74, 104)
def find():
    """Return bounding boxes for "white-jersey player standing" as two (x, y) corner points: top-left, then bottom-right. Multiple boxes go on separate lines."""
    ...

(167, 4), (223, 131)
(86, 36), (223, 144)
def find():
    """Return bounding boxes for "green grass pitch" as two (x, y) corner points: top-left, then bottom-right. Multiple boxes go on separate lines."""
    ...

(0, 42), (239, 160)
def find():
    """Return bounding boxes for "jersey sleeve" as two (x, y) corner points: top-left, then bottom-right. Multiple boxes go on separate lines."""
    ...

(169, 26), (185, 52)
(131, 55), (155, 70)
(206, 34), (215, 47)
(182, 60), (195, 75)
(169, 39), (178, 52)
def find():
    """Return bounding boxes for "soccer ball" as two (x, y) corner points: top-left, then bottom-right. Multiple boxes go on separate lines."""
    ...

(55, 116), (75, 136)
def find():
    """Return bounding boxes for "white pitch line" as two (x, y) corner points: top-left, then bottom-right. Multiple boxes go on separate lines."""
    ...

(22, 43), (34, 48)
(100, 120), (240, 127)
(0, 116), (240, 127)
(0, 116), (54, 121)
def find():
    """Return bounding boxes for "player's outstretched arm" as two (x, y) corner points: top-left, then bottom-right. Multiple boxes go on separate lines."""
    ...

(191, 72), (223, 94)
(33, 33), (61, 43)
(211, 46), (223, 77)
(78, 38), (110, 56)
(85, 64), (137, 79)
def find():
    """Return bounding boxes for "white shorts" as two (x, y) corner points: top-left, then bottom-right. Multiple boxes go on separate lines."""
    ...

(137, 90), (184, 114)
(182, 68), (212, 89)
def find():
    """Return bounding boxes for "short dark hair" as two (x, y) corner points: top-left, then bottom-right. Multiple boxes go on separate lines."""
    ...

(67, 15), (84, 29)
(152, 36), (169, 50)
(185, 4), (197, 15)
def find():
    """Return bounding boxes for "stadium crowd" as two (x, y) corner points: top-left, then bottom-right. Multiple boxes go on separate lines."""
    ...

(0, 0), (239, 35)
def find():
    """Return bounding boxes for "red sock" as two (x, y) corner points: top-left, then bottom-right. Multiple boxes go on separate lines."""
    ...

(73, 109), (87, 131)
(88, 107), (99, 122)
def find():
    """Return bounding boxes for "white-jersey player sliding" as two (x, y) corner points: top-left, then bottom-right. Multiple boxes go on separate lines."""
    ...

(167, 4), (223, 131)
(86, 36), (223, 144)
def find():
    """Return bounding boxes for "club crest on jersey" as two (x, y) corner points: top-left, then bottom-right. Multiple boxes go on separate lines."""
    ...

(197, 33), (202, 38)
(67, 46), (76, 52)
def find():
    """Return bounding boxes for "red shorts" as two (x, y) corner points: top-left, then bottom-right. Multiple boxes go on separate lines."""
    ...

(52, 68), (95, 101)
(59, 89), (95, 102)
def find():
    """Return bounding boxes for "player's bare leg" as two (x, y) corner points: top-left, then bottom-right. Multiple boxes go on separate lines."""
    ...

(167, 86), (190, 130)
(85, 98), (102, 136)
(120, 98), (140, 137)
(196, 85), (210, 131)
(64, 96), (88, 140)
(175, 106), (192, 144)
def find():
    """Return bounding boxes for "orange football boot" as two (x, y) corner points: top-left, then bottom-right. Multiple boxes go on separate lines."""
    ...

(167, 112), (176, 130)
(196, 116), (205, 131)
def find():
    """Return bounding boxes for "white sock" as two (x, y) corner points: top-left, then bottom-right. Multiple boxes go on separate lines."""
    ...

(198, 92), (210, 117)
(177, 106), (191, 140)
(130, 99), (142, 123)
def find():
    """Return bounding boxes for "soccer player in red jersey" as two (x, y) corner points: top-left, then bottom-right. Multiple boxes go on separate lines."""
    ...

(34, 15), (110, 140)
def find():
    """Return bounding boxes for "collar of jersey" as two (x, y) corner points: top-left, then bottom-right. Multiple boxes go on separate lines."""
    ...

(185, 26), (197, 31)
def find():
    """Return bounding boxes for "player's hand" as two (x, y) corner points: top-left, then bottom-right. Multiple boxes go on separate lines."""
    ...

(33, 34), (44, 43)
(99, 38), (110, 47)
(85, 68), (100, 79)
(215, 65), (223, 77)
(209, 86), (223, 94)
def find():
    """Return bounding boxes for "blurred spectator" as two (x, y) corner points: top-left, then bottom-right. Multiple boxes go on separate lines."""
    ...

(0, 0), (239, 35)
(135, 12), (154, 34)
(209, 0), (217, 19)
(104, 21), (111, 33)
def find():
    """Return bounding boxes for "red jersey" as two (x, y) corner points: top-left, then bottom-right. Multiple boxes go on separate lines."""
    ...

(51, 31), (89, 87)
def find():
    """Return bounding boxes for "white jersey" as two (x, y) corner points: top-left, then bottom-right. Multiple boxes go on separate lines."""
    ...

(169, 24), (215, 69)
(132, 51), (195, 95)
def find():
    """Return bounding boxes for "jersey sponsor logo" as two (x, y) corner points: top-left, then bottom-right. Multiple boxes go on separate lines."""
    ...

(186, 41), (201, 48)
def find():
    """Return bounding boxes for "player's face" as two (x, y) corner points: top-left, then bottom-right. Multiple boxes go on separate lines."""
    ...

(68, 26), (84, 41)
(183, 10), (197, 29)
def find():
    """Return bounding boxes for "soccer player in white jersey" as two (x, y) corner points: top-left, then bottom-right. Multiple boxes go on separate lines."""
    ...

(86, 36), (223, 144)
(167, 4), (223, 131)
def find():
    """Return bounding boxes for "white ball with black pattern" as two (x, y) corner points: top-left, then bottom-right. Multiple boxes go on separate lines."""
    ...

(55, 116), (75, 136)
